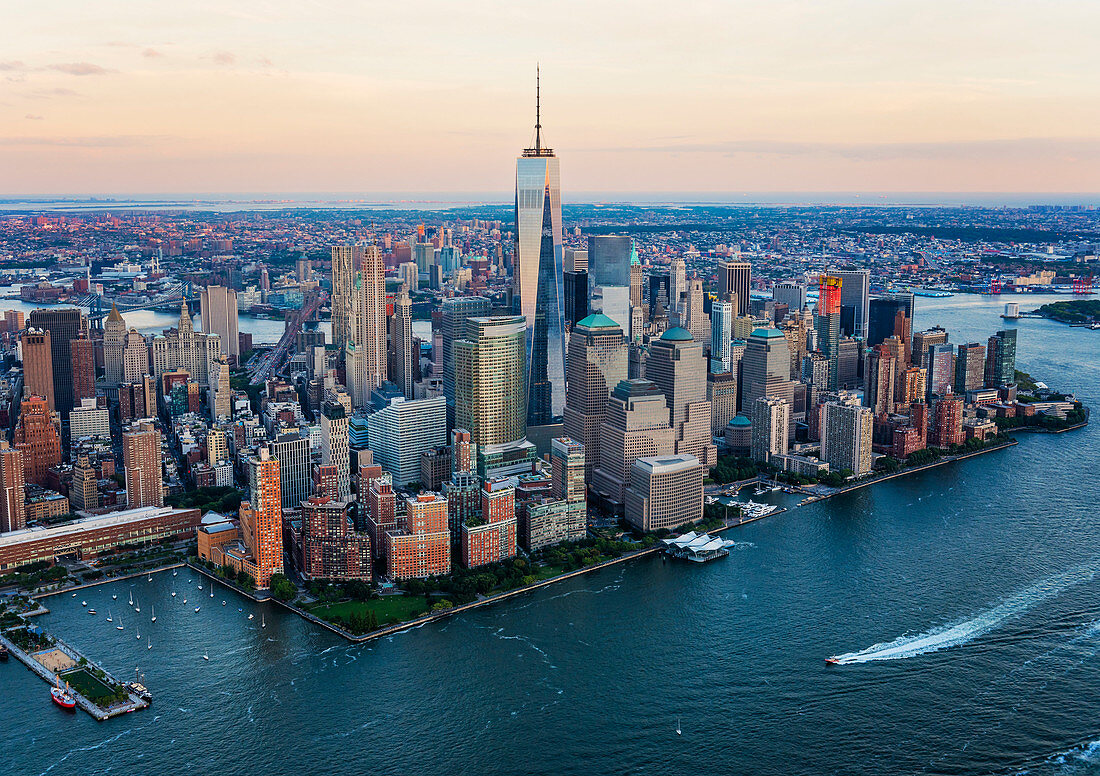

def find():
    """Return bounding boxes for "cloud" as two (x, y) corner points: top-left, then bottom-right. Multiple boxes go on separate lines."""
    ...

(0, 135), (167, 147)
(46, 62), (111, 76)
(212, 51), (236, 66)
(0, 61), (26, 71)
(257, 57), (274, 68)
(606, 137), (1100, 162)
(142, 48), (164, 59)
(24, 87), (80, 99)
(25, 114), (44, 121)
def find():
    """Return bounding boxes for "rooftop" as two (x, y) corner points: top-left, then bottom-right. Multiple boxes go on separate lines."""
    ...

(660, 326), (694, 342)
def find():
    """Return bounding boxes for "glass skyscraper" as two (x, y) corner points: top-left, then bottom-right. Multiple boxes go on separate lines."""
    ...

(514, 75), (565, 426)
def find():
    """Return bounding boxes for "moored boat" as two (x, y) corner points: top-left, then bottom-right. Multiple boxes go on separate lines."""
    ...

(51, 681), (76, 710)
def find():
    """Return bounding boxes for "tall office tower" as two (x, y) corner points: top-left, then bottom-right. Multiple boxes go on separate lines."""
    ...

(445, 470), (481, 541)
(710, 295), (734, 373)
(13, 396), (61, 487)
(386, 493), (451, 580)
(241, 447), (283, 587)
(645, 328), (716, 467)
(399, 262), (418, 292)
(414, 241), (435, 277)
(684, 278), (709, 343)
(954, 343), (987, 394)
(454, 316), (527, 449)
(331, 245), (358, 354)
(587, 235), (633, 332)
(741, 328), (794, 413)
(831, 269), (871, 339)
(912, 326), (949, 368)
(563, 270), (588, 327)
(391, 289), (415, 399)
(779, 315), (808, 380)
(367, 394), (448, 486)
(149, 303), (221, 387)
(772, 281), (806, 313)
(70, 334), (96, 406)
(564, 247), (588, 273)
(320, 401), (350, 500)
(200, 285), (240, 364)
(103, 305), (127, 385)
(122, 421), (163, 508)
(301, 496), (371, 580)
(816, 276), (842, 391)
(461, 477), (518, 569)
(591, 379), (676, 506)
(751, 396), (790, 464)
(207, 356), (231, 420)
(931, 395), (965, 448)
(0, 441), (26, 533)
(864, 346), (897, 416)
(648, 274), (671, 317)
(268, 432), (311, 510)
(29, 307), (86, 414)
(868, 294), (914, 346)
(926, 343), (955, 399)
(624, 454), (703, 533)
(563, 314), (628, 480)
(69, 454), (98, 512)
(441, 296), (491, 423)
(630, 255), (644, 310)
(707, 371), (738, 433)
(514, 75), (565, 426)
(893, 310), (913, 365)
(121, 329), (148, 383)
(837, 337), (860, 389)
(296, 256), (311, 283)
(984, 329), (1018, 387)
(21, 328), (55, 411)
(802, 352), (831, 411)
(347, 245), (387, 408)
(668, 254), (687, 321)
(718, 260), (751, 317)
(207, 427), (228, 465)
(821, 400), (874, 475)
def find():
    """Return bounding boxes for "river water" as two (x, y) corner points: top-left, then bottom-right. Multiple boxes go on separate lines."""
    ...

(3, 293), (1100, 776)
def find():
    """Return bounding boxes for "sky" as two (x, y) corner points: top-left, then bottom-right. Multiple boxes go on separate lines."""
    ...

(3, 0), (1100, 197)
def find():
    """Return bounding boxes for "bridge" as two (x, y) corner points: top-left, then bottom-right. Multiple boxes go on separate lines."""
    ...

(78, 281), (201, 325)
(248, 288), (326, 385)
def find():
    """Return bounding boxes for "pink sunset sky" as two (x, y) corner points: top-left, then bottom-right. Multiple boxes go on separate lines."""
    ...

(3, 0), (1100, 196)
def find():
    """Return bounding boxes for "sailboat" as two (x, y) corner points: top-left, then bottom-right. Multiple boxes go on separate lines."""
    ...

(171, 592), (176, 597)
(150, 605), (156, 623)
(210, 588), (214, 598)
(134, 600), (140, 613)
(148, 575), (153, 582)
(183, 598), (187, 603)
(135, 625), (141, 640)
(116, 612), (124, 631)
(106, 609), (113, 623)
(676, 717), (682, 736)
(222, 601), (226, 606)
(112, 594), (117, 600)
(81, 600), (87, 607)
(71, 592), (77, 597)
(173, 571), (177, 577)
(248, 613), (254, 620)
(147, 637), (152, 650)
(128, 590), (134, 606)
(194, 606), (201, 613)
(198, 584), (203, 591)
(261, 613), (266, 629)
(202, 651), (209, 661)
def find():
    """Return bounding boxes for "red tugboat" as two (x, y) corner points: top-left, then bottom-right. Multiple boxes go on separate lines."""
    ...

(50, 679), (76, 710)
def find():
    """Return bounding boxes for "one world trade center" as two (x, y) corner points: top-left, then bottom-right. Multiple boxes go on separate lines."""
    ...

(514, 71), (565, 426)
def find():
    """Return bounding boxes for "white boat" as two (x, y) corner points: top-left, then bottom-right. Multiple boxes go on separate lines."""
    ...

(202, 651), (209, 661)
(676, 717), (682, 736)
(147, 575), (152, 582)
(134, 601), (140, 613)
(147, 638), (152, 650)
(135, 626), (141, 640)
(129, 591), (134, 606)
(106, 609), (113, 623)
(248, 613), (254, 620)
(183, 598), (187, 603)
(173, 571), (177, 577)
(81, 600), (87, 607)
(222, 601), (226, 606)
(261, 613), (266, 628)
(116, 613), (124, 631)
(194, 607), (201, 613)
(210, 589), (214, 598)
(198, 585), (202, 590)
(150, 605), (156, 623)
(72, 593), (77, 597)
(88, 609), (96, 615)
(171, 592), (176, 597)
(112, 594), (117, 600)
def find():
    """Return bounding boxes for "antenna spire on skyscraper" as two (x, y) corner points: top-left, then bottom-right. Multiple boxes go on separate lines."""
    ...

(535, 63), (541, 154)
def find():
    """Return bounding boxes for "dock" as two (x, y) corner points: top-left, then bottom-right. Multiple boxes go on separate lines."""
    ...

(0, 627), (150, 721)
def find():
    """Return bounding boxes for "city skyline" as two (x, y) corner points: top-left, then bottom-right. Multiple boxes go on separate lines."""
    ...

(5, 2), (1100, 196)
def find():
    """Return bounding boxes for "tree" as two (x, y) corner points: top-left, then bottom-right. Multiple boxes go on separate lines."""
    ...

(268, 573), (297, 602)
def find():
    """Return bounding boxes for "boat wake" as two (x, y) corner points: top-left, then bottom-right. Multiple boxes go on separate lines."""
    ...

(828, 557), (1100, 665)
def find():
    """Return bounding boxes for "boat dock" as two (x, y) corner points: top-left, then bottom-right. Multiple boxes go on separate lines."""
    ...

(0, 627), (150, 721)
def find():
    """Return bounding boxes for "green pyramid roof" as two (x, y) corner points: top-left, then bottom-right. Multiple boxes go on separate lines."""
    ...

(576, 313), (621, 329)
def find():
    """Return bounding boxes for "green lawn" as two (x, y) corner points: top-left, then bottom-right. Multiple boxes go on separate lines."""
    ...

(308, 595), (430, 626)
(61, 668), (119, 706)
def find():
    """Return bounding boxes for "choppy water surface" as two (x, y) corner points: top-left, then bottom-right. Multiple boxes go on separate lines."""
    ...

(3, 294), (1100, 776)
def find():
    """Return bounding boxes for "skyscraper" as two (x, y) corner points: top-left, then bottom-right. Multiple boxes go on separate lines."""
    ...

(20, 328), (54, 412)
(645, 328), (716, 467)
(70, 454), (98, 512)
(123, 421), (163, 508)
(669, 255), (687, 320)
(70, 335), (96, 407)
(347, 245), (387, 408)
(718, 260), (751, 316)
(772, 281), (807, 313)
(751, 396), (790, 464)
(269, 432), (312, 510)
(591, 379), (676, 506)
(864, 346), (897, 416)
(241, 447), (283, 587)
(200, 285), (240, 364)
(954, 342), (986, 394)
(149, 303), (221, 387)
(391, 288), (415, 399)
(103, 305), (127, 385)
(28, 307), (86, 415)
(710, 295), (734, 373)
(741, 328), (794, 412)
(301, 496), (371, 580)
(13, 396), (61, 487)
(683, 277), (709, 343)
(454, 316), (527, 449)
(816, 276), (842, 391)
(514, 72), (565, 425)
(586, 235), (632, 332)
(122, 329), (149, 384)
(441, 296), (492, 425)
(985, 329), (1018, 387)
(366, 394), (448, 486)
(331, 245), (357, 354)
(926, 343), (955, 399)
(831, 269), (871, 339)
(868, 294), (915, 347)
(821, 399), (873, 475)
(461, 477), (518, 568)
(563, 314), (628, 481)
(0, 441), (26, 533)
(320, 400), (351, 500)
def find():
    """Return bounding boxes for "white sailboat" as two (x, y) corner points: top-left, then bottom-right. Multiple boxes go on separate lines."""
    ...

(222, 601), (226, 606)
(676, 717), (682, 736)
(116, 612), (124, 631)
(210, 588), (214, 598)
(81, 600), (87, 606)
(112, 594), (117, 600)
(106, 609), (113, 623)
(202, 651), (209, 661)
(248, 613), (254, 620)
(261, 613), (266, 629)
(198, 584), (203, 591)
(150, 605), (156, 623)
(128, 590), (134, 606)
(147, 638), (152, 650)
(183, 598), (187, 603)
(194, 606), (201, 613)
(134, 599), (140, 613)
(173, 571), (177, 577)
(171, 592), (176, 597)
(135, 625), (141, 640)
